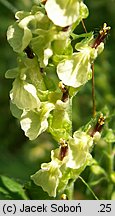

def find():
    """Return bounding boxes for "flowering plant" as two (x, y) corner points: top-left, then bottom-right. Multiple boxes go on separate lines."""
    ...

(5, 0), (114, 199)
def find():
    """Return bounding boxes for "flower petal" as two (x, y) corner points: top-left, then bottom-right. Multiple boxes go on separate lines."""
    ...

(57, 49), (92, 88)
(45, 0), (88, 27)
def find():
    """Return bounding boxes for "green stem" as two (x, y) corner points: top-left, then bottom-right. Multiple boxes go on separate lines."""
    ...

(68, 97), (73, 136)
(79, 176), (99, 200)
(64, 181), (74, 200)
(81, 19), (87, 33)
(81, 20), (96, 117)
(64, 98), (74, 199)
(106, 142), (114, 199)
(91, 63), (96, 117)
(107, 142), (114, 175)
(0, 0), (17, 13)
(57, 180), (74, 200)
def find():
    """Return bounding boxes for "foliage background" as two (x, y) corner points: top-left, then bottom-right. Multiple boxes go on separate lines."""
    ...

(0, 0), (115, 199)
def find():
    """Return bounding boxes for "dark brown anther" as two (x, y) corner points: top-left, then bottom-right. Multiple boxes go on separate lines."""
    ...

(92, 23), (111, 49)
(41, 0), (47, 5)
(40, 67), (44, 73)
(61, 193), (68, 200)
(59, 138), (68, 161)
(62, 26), (70, 32)
(90, 114), (105, 137)
(59, 82), (69, 102)
(24, 46), (35, 59)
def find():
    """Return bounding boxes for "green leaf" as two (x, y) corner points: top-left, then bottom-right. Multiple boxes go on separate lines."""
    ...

(24, 181), (53, 200)
(0, 175), (28, 200)
(71, 32), (93, 40)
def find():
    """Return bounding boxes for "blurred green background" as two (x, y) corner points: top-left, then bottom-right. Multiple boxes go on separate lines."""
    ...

(0, 0), (115, 199)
